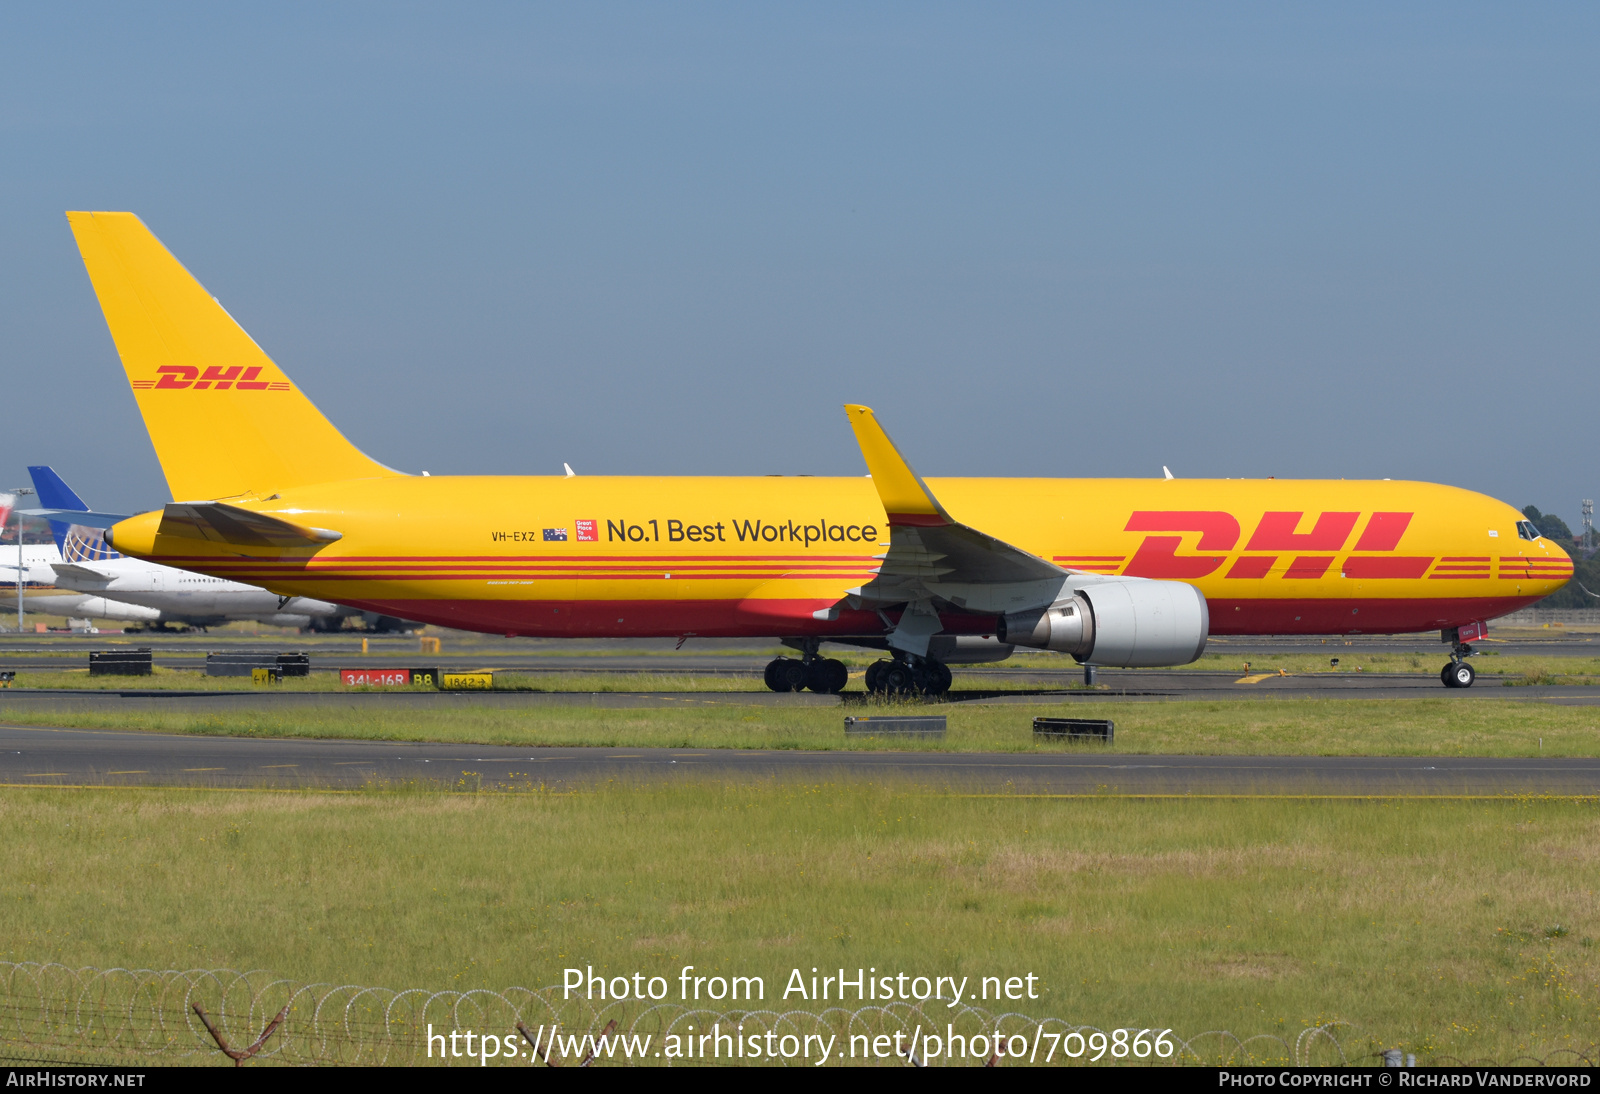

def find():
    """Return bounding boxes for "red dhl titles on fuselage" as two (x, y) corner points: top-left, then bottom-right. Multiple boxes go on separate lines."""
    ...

(125, 475), (1572, 639)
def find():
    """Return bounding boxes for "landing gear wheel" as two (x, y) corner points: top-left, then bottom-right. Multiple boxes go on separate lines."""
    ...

(1442, 661), (1475, 688)
(764, 657), (809, 692)
(913, 659), (953, 696)
(879, 662), (915, 696)
(806, 658), (849, 694)
(864, 659), (892, 694)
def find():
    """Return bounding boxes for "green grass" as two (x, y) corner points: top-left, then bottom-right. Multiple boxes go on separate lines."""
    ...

(1, 784), (1595, 1063)
(1179, 649), (1600, 682)
(5, 696), (1600, 756)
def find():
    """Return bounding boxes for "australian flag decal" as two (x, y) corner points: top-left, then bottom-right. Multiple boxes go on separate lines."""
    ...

(543, 528), (569, 542)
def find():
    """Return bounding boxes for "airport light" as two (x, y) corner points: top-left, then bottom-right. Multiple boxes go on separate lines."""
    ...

(9, 487), (33, 633)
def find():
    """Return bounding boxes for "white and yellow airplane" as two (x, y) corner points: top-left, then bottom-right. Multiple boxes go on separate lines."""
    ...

(65, 212), (1571, 692)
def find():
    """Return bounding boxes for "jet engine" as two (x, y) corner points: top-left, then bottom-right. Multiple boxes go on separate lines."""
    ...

(997, 579), (1209, 667)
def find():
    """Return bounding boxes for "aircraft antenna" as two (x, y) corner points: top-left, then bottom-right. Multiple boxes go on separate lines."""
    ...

(564, 463), (576, 478)
(1162, 466), (1174, 480)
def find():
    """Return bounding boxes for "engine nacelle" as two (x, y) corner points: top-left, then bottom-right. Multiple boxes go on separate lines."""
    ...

(997, 580), (1209, 667)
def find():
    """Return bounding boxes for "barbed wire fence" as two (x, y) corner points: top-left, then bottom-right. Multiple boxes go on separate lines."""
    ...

(0, 963), (1590, 1067)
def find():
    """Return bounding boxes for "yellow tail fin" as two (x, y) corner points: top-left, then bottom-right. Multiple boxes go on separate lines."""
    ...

(66, 211), (401, 501)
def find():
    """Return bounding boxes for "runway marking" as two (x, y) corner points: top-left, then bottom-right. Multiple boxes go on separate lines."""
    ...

(1235, 672), (1291, 684)
(23, 773), (66, 777)
(182, 767), (224, 772)
(106, 770), (147, 775)
(957, 793), (1600, 801)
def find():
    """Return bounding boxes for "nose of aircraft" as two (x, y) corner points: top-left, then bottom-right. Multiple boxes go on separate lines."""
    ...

(1526, 521), (1576, 597)
(1542, 532), (1573, 576)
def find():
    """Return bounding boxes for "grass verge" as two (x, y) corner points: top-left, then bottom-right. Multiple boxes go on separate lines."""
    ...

(1, 783), (1595, 1063)
(3, 697), (1600, 756)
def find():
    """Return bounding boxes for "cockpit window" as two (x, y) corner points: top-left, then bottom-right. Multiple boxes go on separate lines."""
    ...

(1517, 520), (1542, 541)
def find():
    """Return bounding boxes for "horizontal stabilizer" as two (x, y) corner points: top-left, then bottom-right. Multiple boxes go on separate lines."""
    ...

(158, 502), (342, 549)
(52, 563), (115, 584)
(21, 508), (131, 529)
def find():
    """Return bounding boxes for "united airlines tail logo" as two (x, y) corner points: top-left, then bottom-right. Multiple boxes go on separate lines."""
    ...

(131, 366), (290, 391)
(63, 524), (121, 562)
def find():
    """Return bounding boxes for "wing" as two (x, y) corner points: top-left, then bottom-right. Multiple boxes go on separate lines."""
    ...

(841, 405), (1069, 615)
(157, 502), (342, 549)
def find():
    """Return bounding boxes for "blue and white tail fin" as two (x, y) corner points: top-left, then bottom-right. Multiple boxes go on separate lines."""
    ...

(26, 466), (123, 562)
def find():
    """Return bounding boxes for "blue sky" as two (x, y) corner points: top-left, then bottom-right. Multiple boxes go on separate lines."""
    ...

(2, 4), (1597, 524)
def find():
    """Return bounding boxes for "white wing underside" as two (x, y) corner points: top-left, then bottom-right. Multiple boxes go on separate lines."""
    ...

(848, 523), (1072, 616)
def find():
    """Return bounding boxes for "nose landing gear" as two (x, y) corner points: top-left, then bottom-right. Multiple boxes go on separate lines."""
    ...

(1441, 642), (1477, 688)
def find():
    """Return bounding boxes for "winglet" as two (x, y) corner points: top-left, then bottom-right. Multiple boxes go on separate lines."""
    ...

(844, 405), (949, 527)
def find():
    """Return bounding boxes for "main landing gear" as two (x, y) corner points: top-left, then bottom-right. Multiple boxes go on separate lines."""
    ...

(764, 638), (848, 694)
(1441, 643), (1476, 688)
(863, 655), (952, 698)
(763, 642), (954, 697)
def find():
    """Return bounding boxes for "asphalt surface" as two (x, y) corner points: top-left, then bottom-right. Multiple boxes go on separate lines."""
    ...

(1, 670), (1597, 710)
(1, 630), (1598, 675)
(2, 722), (1595, 794)
(2, 633), (1597, 794)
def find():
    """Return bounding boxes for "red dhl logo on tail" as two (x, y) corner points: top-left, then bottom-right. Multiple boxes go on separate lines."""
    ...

(1058, 511), (1439, 580)
(130, 366), (290, 391)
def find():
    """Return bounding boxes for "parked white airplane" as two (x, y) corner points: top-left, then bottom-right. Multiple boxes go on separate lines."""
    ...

(1, 543), (160, 624)
(1, 493), (128, 622)
(10, 466), (382, 631)
(3, 537), (351, 629)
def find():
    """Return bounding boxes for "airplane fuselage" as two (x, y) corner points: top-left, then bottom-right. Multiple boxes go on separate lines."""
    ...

(106, 473), (1569, 639)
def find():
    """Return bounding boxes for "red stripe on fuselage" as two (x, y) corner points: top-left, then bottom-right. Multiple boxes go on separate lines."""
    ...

(293, 592), (1546, 640)
(1340, 557), (1433, 579)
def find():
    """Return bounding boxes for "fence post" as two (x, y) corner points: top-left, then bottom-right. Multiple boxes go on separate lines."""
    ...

(192, 1002), (289, 1066)
(579, 1019), (618, 1067)
(517, 1020), (561, 1066)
